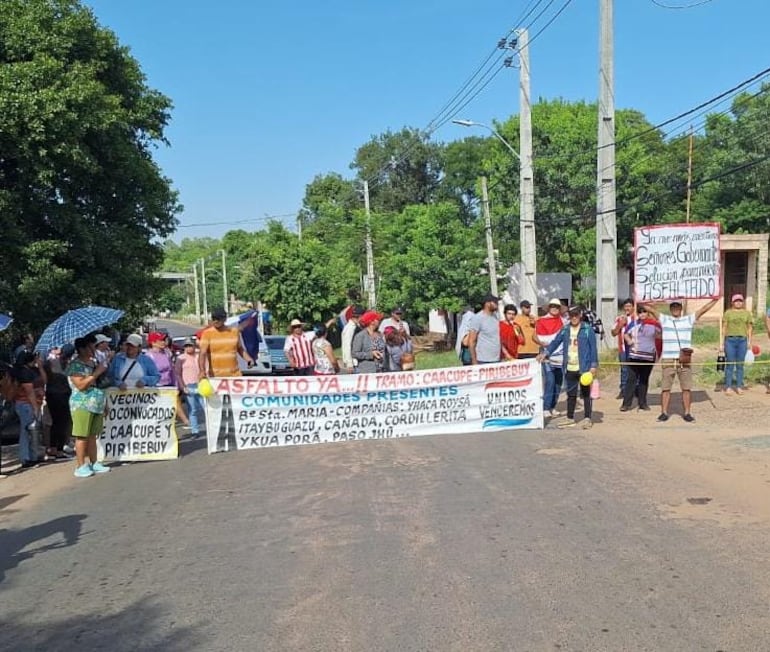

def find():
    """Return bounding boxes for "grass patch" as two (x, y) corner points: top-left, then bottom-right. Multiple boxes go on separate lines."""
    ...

(696, 352), (770, 387)
(692, 324), (720, 346)
(414, 349), (461, 369)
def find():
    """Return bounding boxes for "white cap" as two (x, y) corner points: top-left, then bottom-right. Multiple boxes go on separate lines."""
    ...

(125, 334), (143, 348)
(94, 334), (111, 344)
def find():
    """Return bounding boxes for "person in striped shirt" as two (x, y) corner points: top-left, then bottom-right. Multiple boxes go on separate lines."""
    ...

(645, 298), (718, 423)
(284, 319), (316, 376)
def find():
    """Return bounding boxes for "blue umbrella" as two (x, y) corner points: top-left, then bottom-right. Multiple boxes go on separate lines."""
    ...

(0, 313), (12, 332)
(35, 306), (124, 353)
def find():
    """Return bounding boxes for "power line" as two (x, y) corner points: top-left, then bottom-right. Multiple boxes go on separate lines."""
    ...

(363, 0), (575, 193)
(176, 213), (295, 229)
(650, 0), (715, 8)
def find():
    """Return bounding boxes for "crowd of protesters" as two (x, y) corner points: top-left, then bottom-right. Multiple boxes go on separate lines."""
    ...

(454, 291), (770, 429)
(2, 294), (767, 476)
(1, 329), (209, 476)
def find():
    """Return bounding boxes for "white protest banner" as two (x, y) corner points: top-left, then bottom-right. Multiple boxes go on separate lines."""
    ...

(97, 388), (179, 462)
(203, 360), (544, 453)
(634, 222), (721, 302)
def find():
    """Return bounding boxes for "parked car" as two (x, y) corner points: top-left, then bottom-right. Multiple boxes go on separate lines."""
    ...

(264, 335), (292, 375)
(232, 334), (292, 376)
(239, 345), (273, 376)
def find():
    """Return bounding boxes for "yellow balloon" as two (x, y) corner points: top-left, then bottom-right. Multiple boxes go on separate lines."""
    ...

(579, 372), (594, 387)
(198, 377), (214, 397)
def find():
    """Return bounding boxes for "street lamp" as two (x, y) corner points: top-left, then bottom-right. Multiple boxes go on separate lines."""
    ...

(451, 119), (521, 161)
(452, 118), (537, 309)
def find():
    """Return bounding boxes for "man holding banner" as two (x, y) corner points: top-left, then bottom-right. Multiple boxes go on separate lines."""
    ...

(645, 298), (718, 422)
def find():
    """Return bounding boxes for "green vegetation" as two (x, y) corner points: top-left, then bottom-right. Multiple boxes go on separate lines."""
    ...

(0, 0), (180, 332)
(162, 93), (770, 326)
(4, 2), (770, 336)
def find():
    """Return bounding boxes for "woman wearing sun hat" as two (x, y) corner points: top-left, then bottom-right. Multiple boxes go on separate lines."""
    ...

(722, 293), (753, 395)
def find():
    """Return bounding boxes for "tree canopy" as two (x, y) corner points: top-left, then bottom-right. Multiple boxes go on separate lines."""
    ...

(0, 0), (180, 332)
(163, 89), (770, 327)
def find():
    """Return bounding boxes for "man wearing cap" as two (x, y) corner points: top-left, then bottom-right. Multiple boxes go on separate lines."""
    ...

(108, 333), (160, 389)
(467, 294), (502, 365)
(284, 319), (316, 376)
(645, 297), (718, 421)
(380, 307), (411, 338)
(534, 299), (567, 417)
(341, 306), (364, 373)
(198, 307), (254, 378)
(514, 300), (539, 359)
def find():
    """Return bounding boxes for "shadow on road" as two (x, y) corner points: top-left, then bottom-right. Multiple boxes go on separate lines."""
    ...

(0, 514), (87, 583)
(1, 596), (203, 651)
(0, 494), (27, 511)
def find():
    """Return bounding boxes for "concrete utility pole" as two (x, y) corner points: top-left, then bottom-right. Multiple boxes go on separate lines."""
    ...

(686, 128), (694, 223)
(596, 0), (617, 346)
(481, 176), (499, 299)
(221, 249), (229, 314)
(363, 180), (376, 309)
(200, 257), (209, 321)
(517, 27), (538, 308)
(192, 263), (201, 324)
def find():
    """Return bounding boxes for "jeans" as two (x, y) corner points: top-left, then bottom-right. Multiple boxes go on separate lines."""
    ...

(724, 336), (748, 389)
(15, 402), (36, 463)
(618, 350), (629, 391)
(185, 384), (205, 435)
(543, 363), (564, 412)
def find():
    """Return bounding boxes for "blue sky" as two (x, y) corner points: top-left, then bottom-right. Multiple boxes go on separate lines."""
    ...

(85, 0), (768, 241)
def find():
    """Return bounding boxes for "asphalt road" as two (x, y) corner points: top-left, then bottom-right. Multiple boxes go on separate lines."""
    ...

(3, 427), (770, 651)
(155, 318), (199, 339)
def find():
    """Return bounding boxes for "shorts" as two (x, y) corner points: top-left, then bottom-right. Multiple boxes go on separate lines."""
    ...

(661, 360), (693, 392)
(71, 409), (104, 438)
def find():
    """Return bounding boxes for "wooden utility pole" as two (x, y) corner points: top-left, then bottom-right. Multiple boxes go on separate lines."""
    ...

(481, 176), (499, 298)
(596, 0), (617, 346)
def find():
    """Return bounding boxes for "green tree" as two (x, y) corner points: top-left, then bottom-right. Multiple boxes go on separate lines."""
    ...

(235, 221), (359, 325)
(374, 203), (488, 320)
(351, 128), (443, 212)
(485, 100), (671, 289)
(0, 0), (180, 331)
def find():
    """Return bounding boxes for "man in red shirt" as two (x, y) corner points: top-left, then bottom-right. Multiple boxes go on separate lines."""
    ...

(499, 304), (525, 360)
(534, 298), (567, 417)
